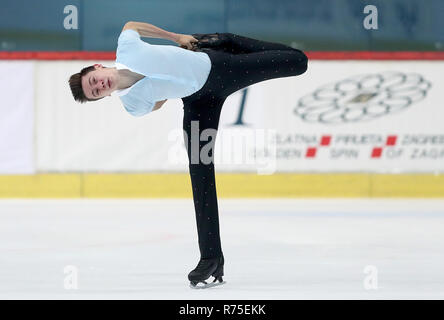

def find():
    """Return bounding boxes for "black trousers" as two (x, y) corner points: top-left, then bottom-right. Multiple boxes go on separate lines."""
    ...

(182, 33), (307, 259)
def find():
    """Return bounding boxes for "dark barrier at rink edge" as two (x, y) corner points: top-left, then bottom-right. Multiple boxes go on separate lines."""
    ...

(1, 300), (443, 318)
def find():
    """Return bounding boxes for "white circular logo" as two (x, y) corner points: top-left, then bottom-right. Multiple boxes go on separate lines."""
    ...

(295, 71), (432, 124)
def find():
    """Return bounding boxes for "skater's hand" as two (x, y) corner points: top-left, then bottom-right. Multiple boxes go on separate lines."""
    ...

(177, 34), (199, 51)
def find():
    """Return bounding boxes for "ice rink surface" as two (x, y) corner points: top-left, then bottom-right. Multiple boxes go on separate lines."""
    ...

(0, 198), (443, 299)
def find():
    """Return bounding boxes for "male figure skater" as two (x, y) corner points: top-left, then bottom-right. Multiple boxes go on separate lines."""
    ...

(69, 21), (308, 288)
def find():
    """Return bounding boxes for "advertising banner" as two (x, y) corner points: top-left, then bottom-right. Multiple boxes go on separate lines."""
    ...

(35, 60), (444, 173)
(0, 62), (34, 174)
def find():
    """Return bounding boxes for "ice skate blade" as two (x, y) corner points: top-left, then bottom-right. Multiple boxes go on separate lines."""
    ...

(189, 280), (226, 289)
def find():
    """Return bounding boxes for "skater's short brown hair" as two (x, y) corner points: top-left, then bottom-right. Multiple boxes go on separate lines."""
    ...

(68, 65), (101, 103)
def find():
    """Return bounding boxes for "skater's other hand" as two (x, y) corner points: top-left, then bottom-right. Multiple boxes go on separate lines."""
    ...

(177, 34), (199, 51)
(191, 33), (224, 50)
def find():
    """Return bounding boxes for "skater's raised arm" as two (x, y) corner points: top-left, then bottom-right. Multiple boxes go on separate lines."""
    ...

(122, 21), (198, 50)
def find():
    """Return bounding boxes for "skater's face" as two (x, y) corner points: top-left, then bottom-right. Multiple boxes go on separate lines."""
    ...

(81, 64), (118, 100)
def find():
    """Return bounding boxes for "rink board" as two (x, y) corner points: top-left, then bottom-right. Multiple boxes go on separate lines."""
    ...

(1, 173), (444, 198)
(1, 53), (444, 197)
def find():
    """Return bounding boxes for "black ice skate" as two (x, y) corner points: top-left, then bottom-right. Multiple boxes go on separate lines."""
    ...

(192, 33), (231, 52)
(188, 256), (225, 289)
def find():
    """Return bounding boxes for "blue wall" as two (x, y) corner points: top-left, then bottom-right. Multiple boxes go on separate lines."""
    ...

(0, 0), (443, 51)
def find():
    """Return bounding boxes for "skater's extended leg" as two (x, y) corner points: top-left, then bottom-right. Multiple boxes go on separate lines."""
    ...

(220, 48), (308, 97)
(193, 34), (307, 97)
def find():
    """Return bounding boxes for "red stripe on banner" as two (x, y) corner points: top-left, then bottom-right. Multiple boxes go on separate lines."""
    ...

(0, 51), (443, 60)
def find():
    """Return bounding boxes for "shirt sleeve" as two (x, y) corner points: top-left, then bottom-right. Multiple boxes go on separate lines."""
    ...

(125, 103), (155, 117)
(117, 29), (141, 46)
(120, 95), (155, 117)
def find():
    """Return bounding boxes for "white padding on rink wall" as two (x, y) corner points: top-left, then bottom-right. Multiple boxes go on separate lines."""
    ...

(0, 62), (34, 174)
(34, 60), (444, 173)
